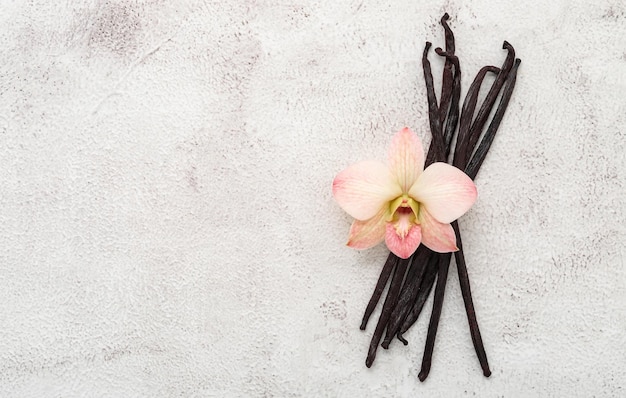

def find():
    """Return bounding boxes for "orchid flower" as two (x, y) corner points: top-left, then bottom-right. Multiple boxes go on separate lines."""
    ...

(332, 127), (477, 259)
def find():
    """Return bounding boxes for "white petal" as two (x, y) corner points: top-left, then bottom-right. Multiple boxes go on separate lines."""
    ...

(409, 162), (477, 223)
(333, 161), (402, 220)
(346, 207), (387, 249)
(419, 208), (458, 253)
(388, 127), (425, 193)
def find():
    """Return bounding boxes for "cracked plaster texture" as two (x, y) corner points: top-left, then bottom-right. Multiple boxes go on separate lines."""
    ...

(0, 0), (625, 397)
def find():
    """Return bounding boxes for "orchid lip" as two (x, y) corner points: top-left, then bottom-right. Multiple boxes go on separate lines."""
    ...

(389, 195), (420, 222)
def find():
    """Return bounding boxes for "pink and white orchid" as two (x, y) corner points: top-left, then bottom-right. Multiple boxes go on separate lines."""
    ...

(332, 127), (477, 259)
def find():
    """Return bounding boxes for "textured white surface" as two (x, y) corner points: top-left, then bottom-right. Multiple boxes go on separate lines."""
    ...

(1, 0), (625, 396)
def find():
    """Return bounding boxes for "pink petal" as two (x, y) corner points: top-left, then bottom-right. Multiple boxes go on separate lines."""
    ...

(388, 127), (425, 193)
(409, 162), (477, 224)
(419, 208), (458, 253)
(346, 207), (387, 249)
(333, 161), (402, 221)
(385, 222), (422, 259)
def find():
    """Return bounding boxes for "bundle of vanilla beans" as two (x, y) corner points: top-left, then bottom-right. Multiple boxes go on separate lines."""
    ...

(360, 14), (520, 381)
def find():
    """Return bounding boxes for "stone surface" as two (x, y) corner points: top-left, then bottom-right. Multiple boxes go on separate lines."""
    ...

(0, 0), (625, 396)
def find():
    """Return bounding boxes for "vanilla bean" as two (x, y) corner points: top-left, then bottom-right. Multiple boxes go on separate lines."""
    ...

(451, 221), (491, 377)
(396, 252), (439, 344)
(441, 13), (455, 58)
(418, 49), (515, 380)
(360, 253), (399, 330)
(435, 48), (462, 157)
(415, 39), (455, 380)
(466, 42), (516, 157)
(380, 45), (456, 340)
(377, 42), (456, 351)
(438, 13), (455, 127)
(365, 256), (411, 367)
(454, 66), (501, 168)
(422, 42), (445, 164)
(447, 58), (520, 377)
(359, 16), (519, 381)
(418, 253), (452, 382)
(361, 40), (444, 348)
(466, 58), (521, 179)
(381, 247), (431, 349)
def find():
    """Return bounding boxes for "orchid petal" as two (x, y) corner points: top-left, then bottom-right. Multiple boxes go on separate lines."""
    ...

(409, 162), (477, 223)
(385, 222), (422, 259)
(333, 161), (402, 220)
(388, 127), (425, 192)
(346, 207), (387, 249)
(419, 208), (458, 253)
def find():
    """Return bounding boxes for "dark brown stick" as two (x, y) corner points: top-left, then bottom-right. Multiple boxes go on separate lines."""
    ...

(419, 79), (498, 379)
(360, 253), (398, 330)
(418, 31), (519, 382)
(365, 256), (411, 367)
(418, 253), (452, 381)
(396, 253), (439, 343)
(466, 58), (521, 179)
(363, 40), (447, 350)
(418, 50), (516, 381)
(359, 15), (520, 382)
(380, 43), (456, 343)
(454, 66), (501, 169)
(449, 59), (520, 377)
(465, 42), (516, 159)
(415, 31), (459, 380)
(452, 221), (491, 377)
(381, 247), (432, 348)
(435, 48), (461, 158)
(416, 38), (455, 381)
(422, 42), (445, 164)
(438, 13), (455, 127)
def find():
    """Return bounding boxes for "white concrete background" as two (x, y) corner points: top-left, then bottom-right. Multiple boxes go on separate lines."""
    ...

(0, 0), (624, 396)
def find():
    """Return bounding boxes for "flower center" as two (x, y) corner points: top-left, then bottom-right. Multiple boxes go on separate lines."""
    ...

(393, 209), (414, 238)
(389, 194), (420, 223)
(387, 195), (421, 239)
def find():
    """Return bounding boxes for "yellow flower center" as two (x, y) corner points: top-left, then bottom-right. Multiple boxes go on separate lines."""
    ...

(388, 194), (420, 223)
(386, 194), (421, 239)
